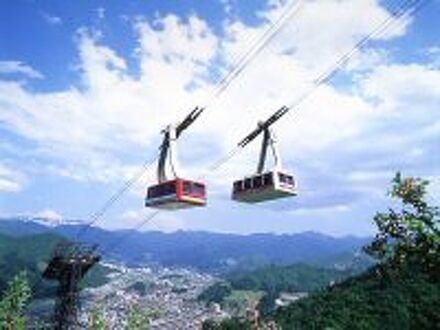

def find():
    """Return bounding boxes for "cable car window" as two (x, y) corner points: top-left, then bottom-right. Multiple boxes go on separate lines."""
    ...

(166, 182), (176, 195)
(150, 182), (175, 197)
(278, 174), (293, 185)
(159, 184), (166, 196)
(278, 174), (295, 186)
(183, 181), (191, 195)
(253, 175), (263, 188)
(183, 181), (205, 196)
(244, 178), (252, 189)
(191, 183), (204, 196)
(233, 181), (243, 193)
(151, 185), (160, 198)
(263, 173), (273, 186)
(194, 183), (205, 196)
(279, 173), (289, 183)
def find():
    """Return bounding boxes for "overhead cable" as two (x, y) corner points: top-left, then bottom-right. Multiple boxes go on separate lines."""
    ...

(94, 0), (429, 251)
(75, 0), (307, 240)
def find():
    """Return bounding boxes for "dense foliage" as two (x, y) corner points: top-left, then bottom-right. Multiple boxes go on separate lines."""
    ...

(202, 317), (253, 330)
(274, 265), (439, 329)
(227, 263), (349, 293)
(365, 173), (439, 277)
(0, 233), (62, 298)
(199, 263), (351, 315)
(0, 272), (31, 329)
(198, 282), (233, 304)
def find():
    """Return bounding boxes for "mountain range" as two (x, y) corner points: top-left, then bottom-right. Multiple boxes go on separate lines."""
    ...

(0, 217), (371, 272)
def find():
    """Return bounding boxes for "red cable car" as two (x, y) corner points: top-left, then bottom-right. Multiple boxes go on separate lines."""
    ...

(145, 110), (208, 210)
(145, 178), (206, 210)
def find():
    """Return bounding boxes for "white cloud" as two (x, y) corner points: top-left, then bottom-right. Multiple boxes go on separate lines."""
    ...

(347, 170), (393, 183)
(361, 64), (440, 106)
(36, 208), (62, 219)
(96, 7), (105, 20)
(35, 208), (63, 221)
(42, 13), (63, 25)
(0, 61), (44, 79)
(0, 14), (222, 185)
(0, 165), (24, 193)
(353, 63), (440, 153)
(0, 178), (21, 193)
(112, 209), (187, 233)
(222, 0), (408, 75)
(289, 204), (351, 217)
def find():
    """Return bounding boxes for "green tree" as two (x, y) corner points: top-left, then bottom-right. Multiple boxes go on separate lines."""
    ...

(364, 173), (440, 277)
(0, 271), (31, 330)
(202, 318), (253, 330)
(202, 319), (222, 330)
(126, 304), (154, 330)
(198, 282), (233, 304)
(88, 306), (109, 330)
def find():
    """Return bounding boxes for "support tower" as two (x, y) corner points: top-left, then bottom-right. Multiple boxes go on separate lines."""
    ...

(43, 242), (100, 329)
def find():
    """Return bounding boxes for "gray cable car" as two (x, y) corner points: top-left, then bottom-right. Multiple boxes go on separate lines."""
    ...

(232, 120), (297, 203)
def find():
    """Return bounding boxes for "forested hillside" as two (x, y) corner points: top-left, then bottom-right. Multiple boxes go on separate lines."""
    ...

(203, 174), (440, 329)
(226, 263), (354, 292)
(199, 262), (357, 318)
(274, 264), (439, 329)
(0, 233), (111, 298)
(0, 233), (62, 298)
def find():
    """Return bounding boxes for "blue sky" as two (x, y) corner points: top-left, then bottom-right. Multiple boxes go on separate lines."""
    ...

(0, 0), (438, 236)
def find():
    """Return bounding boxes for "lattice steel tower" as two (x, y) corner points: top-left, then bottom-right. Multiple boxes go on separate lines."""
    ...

(43, 242), (100, 329)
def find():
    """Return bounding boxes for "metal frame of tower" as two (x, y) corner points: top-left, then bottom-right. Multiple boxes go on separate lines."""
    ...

(43, 242), (100, 329)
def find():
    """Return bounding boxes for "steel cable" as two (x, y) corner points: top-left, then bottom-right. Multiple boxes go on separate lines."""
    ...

(103, 0), (430, 251)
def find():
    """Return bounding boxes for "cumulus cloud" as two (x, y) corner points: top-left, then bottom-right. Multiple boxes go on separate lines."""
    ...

(343, 63), (440, 162)
(222, 0), (408, 75)
(0, 13), (223, 185)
